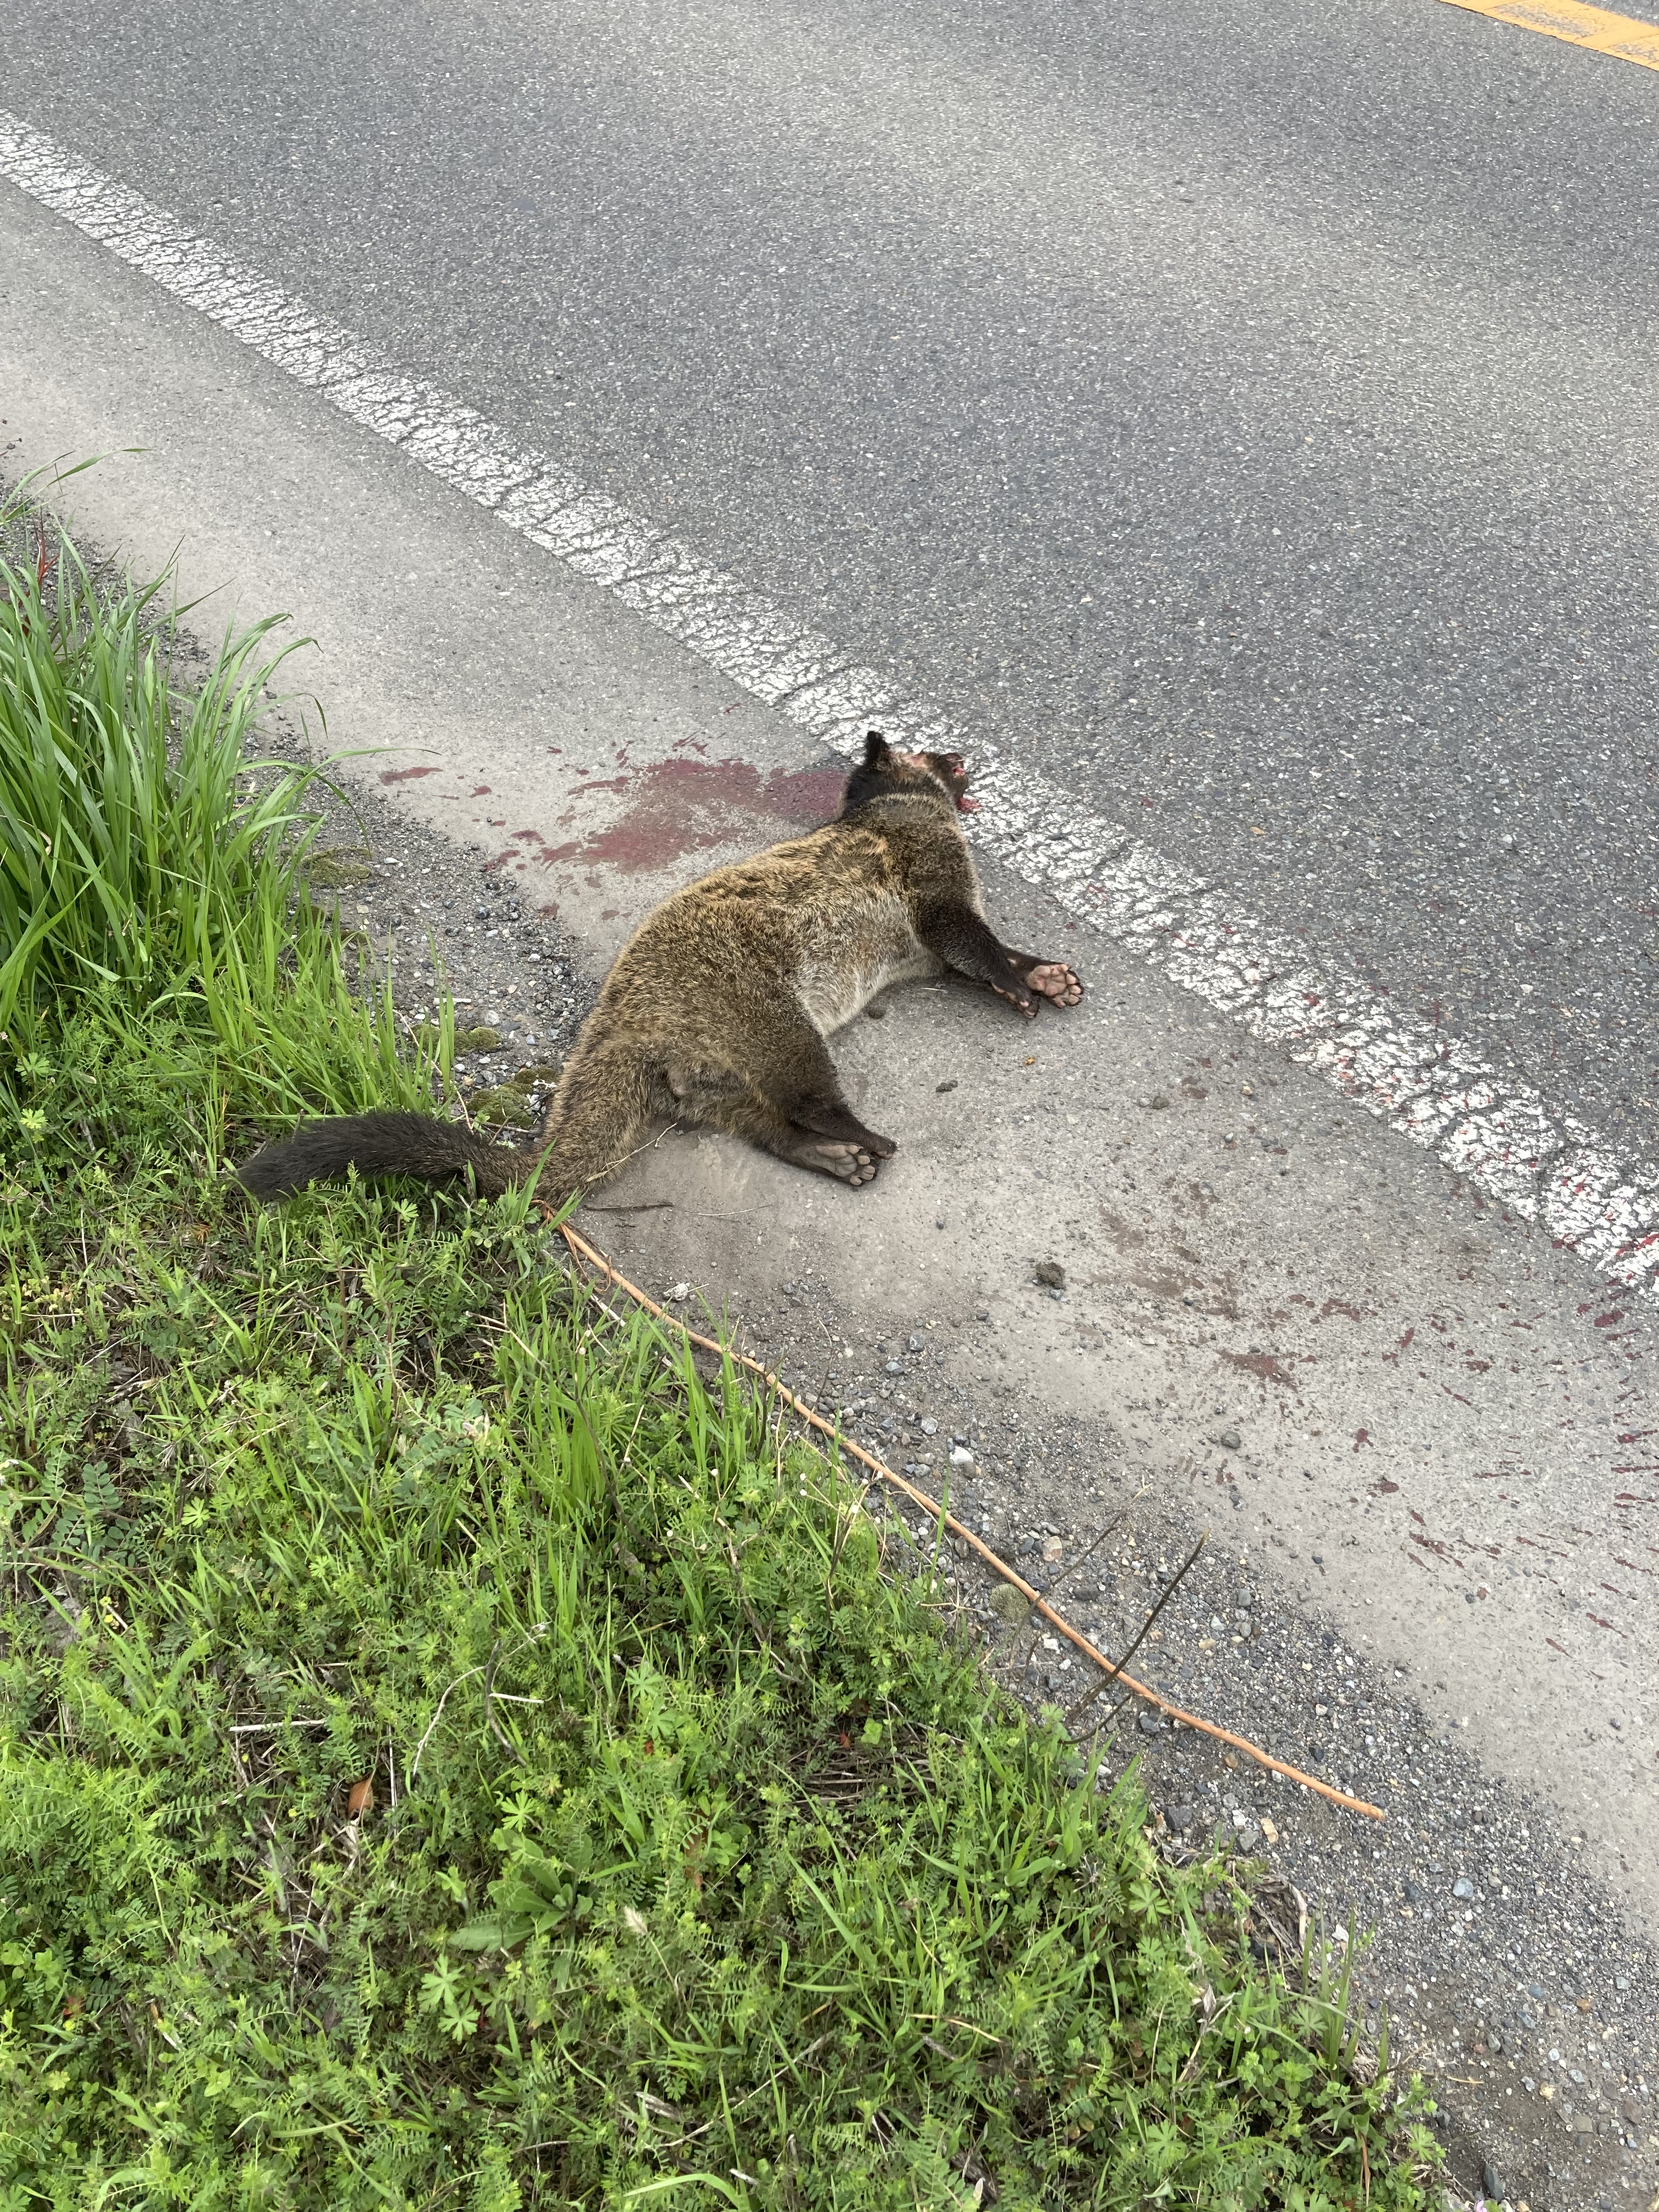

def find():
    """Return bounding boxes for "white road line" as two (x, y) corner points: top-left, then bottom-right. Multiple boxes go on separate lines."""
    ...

(4, 108), (1656, 1304)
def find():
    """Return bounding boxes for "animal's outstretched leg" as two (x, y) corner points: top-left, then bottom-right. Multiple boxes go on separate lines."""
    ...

(715, 1012), (898, 1159)
(696, 1088), (884, 1187)
(919, 904), (1084, 1016)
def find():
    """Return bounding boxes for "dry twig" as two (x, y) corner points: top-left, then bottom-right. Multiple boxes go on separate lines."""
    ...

(556, 1223), (1385, 1824)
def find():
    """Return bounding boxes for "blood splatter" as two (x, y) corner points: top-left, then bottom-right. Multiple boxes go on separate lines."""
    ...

(537, 757), (847, 875)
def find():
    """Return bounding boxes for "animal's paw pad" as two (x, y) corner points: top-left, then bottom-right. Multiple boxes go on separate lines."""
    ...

(1025, 962), (1084, 1007)
(814, 1140), (880, 1186)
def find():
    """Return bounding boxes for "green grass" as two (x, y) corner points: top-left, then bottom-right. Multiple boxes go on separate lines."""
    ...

(0, 514), (1443, 2209)
(0, 499), (447, 1123)
(0, 1086), (1440, 2210)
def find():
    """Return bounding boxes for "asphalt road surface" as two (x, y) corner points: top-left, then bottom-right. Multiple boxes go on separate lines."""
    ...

(5, 0), (1657, 1150)
(4, 2), (1658, 2203)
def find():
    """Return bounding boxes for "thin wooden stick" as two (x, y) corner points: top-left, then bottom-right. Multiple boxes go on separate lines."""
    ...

(557, 1221), (1384, 1824)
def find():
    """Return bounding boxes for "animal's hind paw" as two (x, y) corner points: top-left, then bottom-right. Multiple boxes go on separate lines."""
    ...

(802, 1137), (882, 1186)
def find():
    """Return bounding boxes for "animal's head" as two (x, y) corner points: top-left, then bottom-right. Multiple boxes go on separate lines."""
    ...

(840, 731), (978, 816)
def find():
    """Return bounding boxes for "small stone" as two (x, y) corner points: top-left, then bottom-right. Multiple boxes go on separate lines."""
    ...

(1167, 1803), (1197, 1835)
(667, 1282), (690, 1301)
(949, 1444), (975, 1470)
(988, 1584), (1030, 1626)
(1040, 1536), (1063, 1561)
(936, 1078), (958, 1093)
(884, 1359), (904, 1375)
(1453, 1876), (1475, 1900)
(920, 1417), (938, 1436)
(907, 1334), (924, 1352)
(1034, 1259), (1066, 1289)
(1220, 1430), (1242, 1451)
(1481, 2160), (1509, 2205)
(1137, 1711), (1164, 1735)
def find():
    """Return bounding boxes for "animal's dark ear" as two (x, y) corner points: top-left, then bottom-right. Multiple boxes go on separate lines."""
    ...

(862, 730), (891, 770)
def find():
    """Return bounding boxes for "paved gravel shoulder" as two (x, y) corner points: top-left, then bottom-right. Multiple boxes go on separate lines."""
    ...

(694, 1276), (1659, 2212)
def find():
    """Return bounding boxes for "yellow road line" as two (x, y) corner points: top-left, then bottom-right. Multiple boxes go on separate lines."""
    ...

(1441, 0), (1659, 72)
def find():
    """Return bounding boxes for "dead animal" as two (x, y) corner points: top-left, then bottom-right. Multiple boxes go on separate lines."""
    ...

(239, 733), (1085, 1207)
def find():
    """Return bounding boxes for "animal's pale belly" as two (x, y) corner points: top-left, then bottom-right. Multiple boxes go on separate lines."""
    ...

(795, 899), (939, 1034)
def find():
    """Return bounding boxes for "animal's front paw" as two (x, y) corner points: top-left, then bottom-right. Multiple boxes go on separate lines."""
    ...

(1022, 961), (1084, 1008)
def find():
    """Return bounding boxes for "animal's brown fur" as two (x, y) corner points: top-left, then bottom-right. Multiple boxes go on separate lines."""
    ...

(238, 734), (1084, 1206)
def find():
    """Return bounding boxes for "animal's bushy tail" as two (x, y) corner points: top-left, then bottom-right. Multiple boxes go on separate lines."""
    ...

(238, 1034), (657, 1205)
(238, 1110), (532, 1200)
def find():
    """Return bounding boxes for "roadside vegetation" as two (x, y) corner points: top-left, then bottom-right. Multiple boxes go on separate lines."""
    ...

(0, 505), (1443, 2208)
